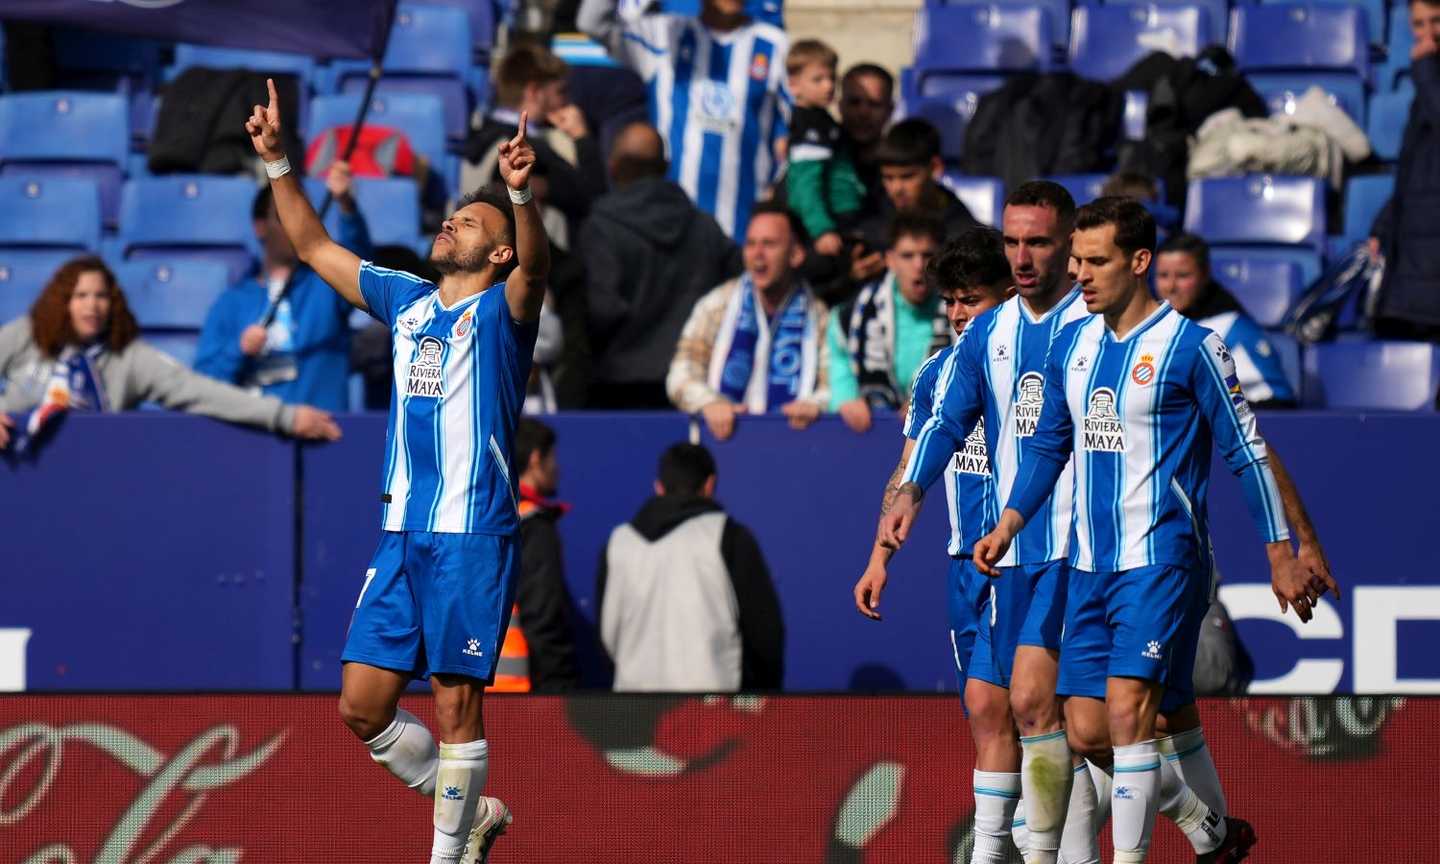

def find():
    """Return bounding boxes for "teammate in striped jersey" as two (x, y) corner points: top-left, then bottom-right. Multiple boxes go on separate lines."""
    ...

(578, 0), (789, 238)
(973, 197), (1337, 863)
(852, 227), (1019, 863)
(248, 80), (547, 863)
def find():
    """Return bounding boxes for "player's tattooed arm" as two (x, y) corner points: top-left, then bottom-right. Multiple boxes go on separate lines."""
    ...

(879, 458), (907, 514)
(896, 482), (923, 504)
(1268, 446), (1340, 605)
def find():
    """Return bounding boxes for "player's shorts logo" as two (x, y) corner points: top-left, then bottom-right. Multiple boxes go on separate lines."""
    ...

(953, 417), (990, 475)
(406, 336), (445, 398)
(1131, 354), (1156, 386)
(463, 638), (484, 657)
(1014, 372), (1044, 437)
(1082, 387), (1126, 452)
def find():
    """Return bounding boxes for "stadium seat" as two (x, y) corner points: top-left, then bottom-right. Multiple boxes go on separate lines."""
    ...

(0, 92), (130, 225)
(329, 4), (478, 141)
(1374, 5), (1415, 91)
(1104, 0), (1226, 47)
(1184, 175), (1326, 253)
(928, 0), (1073, 47)
(1304, 341), (1440, 410)
(119, 177), (257, 283)
(1257, 0), (1385, 50)
(0, 252), (79, 324)
(1268, 330), (1303, 396)
(307, 93), (452, 190)
(1255, 76), (1367, 124)
(1231, 5), (1370, 78)
(1367, 83), (1413, 161)
(913, 6), (1054, 97)
(908, 94), (982, 161)
(1336, 173), (1393, 252)
(113, 260), (230, 330)
(1069, 4), (1211, 82)
(143, 332), (200, 368)
(941, 173), (1005, 227)
(168, 44), (317, 93)
(1049, 173), (1108, 205)
(0, 178), (101, 253)
(1209, 253), (1304, 327)
(302, 177), (423, 249)
(418, 0), (500, 57)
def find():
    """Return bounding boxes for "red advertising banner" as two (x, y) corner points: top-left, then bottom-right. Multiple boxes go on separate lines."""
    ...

(1, 694), (1432, 862)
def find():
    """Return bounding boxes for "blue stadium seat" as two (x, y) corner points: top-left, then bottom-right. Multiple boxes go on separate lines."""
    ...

(928, 0), (1073, 47)
(1254, 75), (1367, 124)
(119, 177), (257, 283)
(1104, 0), (1226, 46)
(1257, 0), (1385, 50)
(1069, 4), (1211, 82)
(940, 173), (1005, 227)
(1367, 83), (1413, 161)
(1374, 5), (1415, 90)
(1304, 341), (1440, 410)
(168, 44), (317, 91)
(143, 332), (200, 368)
(1231, 5), (1370, 78)
(1337, 173), (1393, 251)
(113, 260), (230, 330)
(418, 0), (500, 56)
(913, 6), (1054, 97)
(1050, 173), (1108, 204)
(302, 177), (423, 249)
(330, 4), (478, 141)
(307, 93), (452, 190)
(0, 178), (101, 253)
(0, 252), (79, 324)
(1268, 330), (1303, 396)
(1209, 252), (1304, 327)
(0, 92), (129, 225)
(908, 94), (982, 161)
(1184, 175), (1326, 252)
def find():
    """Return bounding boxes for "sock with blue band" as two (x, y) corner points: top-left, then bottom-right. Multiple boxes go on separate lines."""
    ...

(1111, 740), (1161, 863)
(973, 770), (1022, 863)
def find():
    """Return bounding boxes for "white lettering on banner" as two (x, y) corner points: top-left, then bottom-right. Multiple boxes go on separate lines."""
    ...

(0, 721), (286, 863)
(0, 628), (32, 692)
(1353, 587), (1440, 694)
(1219, 585), (1344, 694)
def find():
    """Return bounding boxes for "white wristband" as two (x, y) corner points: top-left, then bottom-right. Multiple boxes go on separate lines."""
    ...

(507, 185), (532, 205)
(265, 156), (291, 180)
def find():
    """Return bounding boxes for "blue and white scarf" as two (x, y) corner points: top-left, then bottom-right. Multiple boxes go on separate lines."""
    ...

(709, 275), (819, 412)
(9, 344), (108, 454)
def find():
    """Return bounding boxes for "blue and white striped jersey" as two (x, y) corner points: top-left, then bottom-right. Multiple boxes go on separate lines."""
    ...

(1196, 311), (1296, 405)
(611, 6), (789, 237)
(904, 346), (994, 557)
(359, 262), (538, 535)
(904, 289), (1090, 567)
(1008, 303), (1289, 573)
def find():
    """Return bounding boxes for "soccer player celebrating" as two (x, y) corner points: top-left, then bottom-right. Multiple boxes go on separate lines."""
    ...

(969, 197), (1330, 863)
(246, 80), (547, 863)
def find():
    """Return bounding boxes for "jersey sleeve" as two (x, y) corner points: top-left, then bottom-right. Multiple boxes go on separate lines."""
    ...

(901, 330), (984, 491)
(1005, 330), (1077, 522)
(903, 348), (944, 439)
(1192, 331), (1290, 543)
(1229, 314), (1296, 405)
(358, 260), (432, 327)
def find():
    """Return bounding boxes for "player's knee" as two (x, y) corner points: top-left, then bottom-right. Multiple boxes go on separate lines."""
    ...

(1106, 699), (1149, 745)
(1009, 681), (1059, 731)
(338, 693), (390, 741)
(1066, 723), (1108, 764)
(967, 685), (1014, 738)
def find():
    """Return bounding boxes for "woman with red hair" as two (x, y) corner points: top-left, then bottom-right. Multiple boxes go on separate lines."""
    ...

(0, 256), (341, 449)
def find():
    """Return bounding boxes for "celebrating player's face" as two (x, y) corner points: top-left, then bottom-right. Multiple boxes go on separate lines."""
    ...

(1154, 250), (1207, 314)
(1002, 204), (1070, 300)
(1072, 224), (1147, 315)
(432, 202), (508, 275)
(743, 213), (802, 294)
(886, 234), (938, 305)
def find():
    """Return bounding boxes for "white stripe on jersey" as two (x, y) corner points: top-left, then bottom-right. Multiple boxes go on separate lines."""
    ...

(436, 306), (478, 531)
(384, 295), (439, 524)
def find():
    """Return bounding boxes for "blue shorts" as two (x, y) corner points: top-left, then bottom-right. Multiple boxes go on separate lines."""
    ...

(967, 558), (1068, 689)
(1056, 563), (1209, 711)
(946, 557), (991, 704)
(342, 530), (519, 682)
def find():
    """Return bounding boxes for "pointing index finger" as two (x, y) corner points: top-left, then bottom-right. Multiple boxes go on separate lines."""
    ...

(266, 77), (279, 110)
(515, 110), (528, 144)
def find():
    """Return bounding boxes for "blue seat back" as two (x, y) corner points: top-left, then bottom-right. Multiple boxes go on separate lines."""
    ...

(0, 92), (129, 168)
(0, 252), (81, 323)
(929, 0), (1073, 46)
(1069, 4), (1211, 82)
(1304, 341), (1440, 410)
(1104, 0), (1226, 46)
(908, 95), (983, 161)
(169, 44), (316, 89)
(1256, 0), (1385, 51)
(120, 177), (257, 249)
(383, 3), (475, 74)
(114, 260), (231, 330)
(914, 6), (1055, 86)
(303, 177), (423, 248)
(1374, 5), (1415, 90)
(1184, 175), (1326, 253)
(1049, 172), (1108, 205)
(940, 173), (1005, 227)
(1339, 173), (1394, 249)
(338, 77), (474, 143)
(143, 332), (200, 368)
(1251, 73), (1366, 124)
(1230, 5), (1369, 78)
(1366, 83), (1413, 161)
(0, 178), (101, 251)
(421, 0), (500, 54)
(1209, 252), (1304, 327)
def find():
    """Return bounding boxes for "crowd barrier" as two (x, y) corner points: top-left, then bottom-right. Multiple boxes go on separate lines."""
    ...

(2, 412), (1438, 693)
(1, 694), (1432, 862)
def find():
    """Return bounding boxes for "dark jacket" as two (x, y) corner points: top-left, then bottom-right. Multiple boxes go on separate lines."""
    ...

(1374, 54), (1440, 327)
(596, 494), (784, 691)
(580, 176), (742, 385)
(150, 69), (304, 174)
(518, 486), (581, 691)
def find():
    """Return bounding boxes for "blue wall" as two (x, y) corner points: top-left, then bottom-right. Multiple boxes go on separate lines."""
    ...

(3, 411), (1438, 693)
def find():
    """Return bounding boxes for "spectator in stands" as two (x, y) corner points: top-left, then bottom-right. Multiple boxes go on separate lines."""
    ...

(667, 202), (829, 440)
(828, 213), (950, 433)
(1155, 233), (1297, 407)
(0, 257), (340, 451)
(1369, 0), (1440, 341)
(195, 163), (370, 412)
(839, 63), (895, 216)
(513, 418), (581, 691)
(785, 39), (866, 257)
(578, 0), (790, 238)
(583, 122), (742, 409)
(597, 442), (783, 691)
(462, 42), (606, 247)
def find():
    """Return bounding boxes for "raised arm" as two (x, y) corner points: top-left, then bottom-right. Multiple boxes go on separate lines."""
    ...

(246, 78), (365, 311)
(498, 113), (550, 323)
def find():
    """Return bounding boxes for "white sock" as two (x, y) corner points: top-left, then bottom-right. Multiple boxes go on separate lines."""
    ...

(1019, 730), (1073, 864)
(1087, 760), (1112, 829)
(1011, 798), (1030, 860)
(1058, 761), (1100, 864)
(364, 708), (437, 796)
(430, 739), (489, 864)
(973, 771), (1022, 863)
(1160, 727), (1227, 818)
(1111, 741), (1161, 864)
(1157, 754), (1225, 854)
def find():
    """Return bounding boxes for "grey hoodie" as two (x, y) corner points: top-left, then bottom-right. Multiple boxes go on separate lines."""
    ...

(0, 318), (295, 433)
